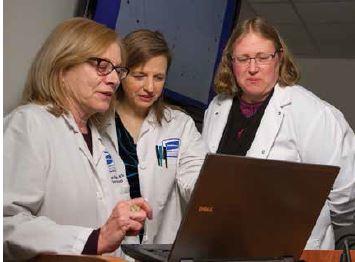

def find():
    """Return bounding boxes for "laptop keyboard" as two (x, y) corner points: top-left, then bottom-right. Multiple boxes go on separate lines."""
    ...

(142, 244), (172, 258)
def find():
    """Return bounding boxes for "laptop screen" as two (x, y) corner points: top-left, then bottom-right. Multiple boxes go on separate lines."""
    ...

(168, 154), (338, 261)
(122, 154), (339, 261)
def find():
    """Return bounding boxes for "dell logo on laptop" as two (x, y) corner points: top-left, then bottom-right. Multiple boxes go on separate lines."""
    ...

(198, 206), (214, 212)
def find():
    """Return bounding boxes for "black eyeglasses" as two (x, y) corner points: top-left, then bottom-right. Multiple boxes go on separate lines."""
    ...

(87, 57), (129, 80)
(229, 50), (281, 66)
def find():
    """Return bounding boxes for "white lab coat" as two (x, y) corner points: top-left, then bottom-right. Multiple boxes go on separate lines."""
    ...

(103, 107), (207, 244)
(202, 84), (355, 249)
(3, 104), (135, 260)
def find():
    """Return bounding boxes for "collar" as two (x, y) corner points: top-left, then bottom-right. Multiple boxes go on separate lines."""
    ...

(102, 107), (178, 150)
(145, 106), (176, 126)
(215, 83), (292, 109)
(216, 93), (234, 106)
(271, 83), (292, 109)
(62, 112), (81, 133)
(62, 111), (104, 143)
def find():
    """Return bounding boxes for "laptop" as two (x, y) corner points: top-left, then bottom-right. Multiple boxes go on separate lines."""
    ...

(122, 153), (339, 262)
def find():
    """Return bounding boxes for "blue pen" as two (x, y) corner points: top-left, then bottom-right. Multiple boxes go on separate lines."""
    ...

(155, 145), (161, 166)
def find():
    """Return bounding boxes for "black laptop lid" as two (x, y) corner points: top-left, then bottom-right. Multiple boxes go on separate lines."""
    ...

(168, 154), (339, 261)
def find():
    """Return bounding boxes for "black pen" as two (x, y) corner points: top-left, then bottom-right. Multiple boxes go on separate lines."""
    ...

(163, 147), (168, 168)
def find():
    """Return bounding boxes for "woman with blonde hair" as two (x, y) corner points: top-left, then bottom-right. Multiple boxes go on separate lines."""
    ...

(4, 17), (152, 260)
(203, 16), (355, 249)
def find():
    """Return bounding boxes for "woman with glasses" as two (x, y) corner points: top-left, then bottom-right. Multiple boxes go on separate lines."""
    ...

(4, 18), (152, 260)
(203, 17), (355, 249)
(108, 29), (207, 244)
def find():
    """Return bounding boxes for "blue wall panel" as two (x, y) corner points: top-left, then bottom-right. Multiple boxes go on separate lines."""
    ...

(94, 0), (239, 108)
(93, 0), (121, 29)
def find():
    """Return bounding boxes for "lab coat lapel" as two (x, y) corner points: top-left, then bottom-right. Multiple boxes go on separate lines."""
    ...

(62, 113), (102, 168)
(136, 109), (157, 202)
(91, 124), (104, 166)
(139, 109), (156, 139)
(209, 95), (233, 153)
(62, 113), (93, 161)
(62, 113), (106, 198)
(102, 114), (119, 153)
(137, 108), (176, 208)
(247, 84), (291, 159)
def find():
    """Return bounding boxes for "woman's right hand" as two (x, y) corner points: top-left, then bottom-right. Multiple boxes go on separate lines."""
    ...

(97, 197), (152, 254)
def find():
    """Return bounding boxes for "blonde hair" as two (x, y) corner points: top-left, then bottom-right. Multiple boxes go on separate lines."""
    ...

(22, 17), (124, 127)
(214, 16), (300, 95)
(119, 29), (173, 125)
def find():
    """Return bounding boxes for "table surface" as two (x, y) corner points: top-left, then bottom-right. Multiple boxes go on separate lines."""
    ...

(300, 249), (354, 261)
(34, 250), (355, 262)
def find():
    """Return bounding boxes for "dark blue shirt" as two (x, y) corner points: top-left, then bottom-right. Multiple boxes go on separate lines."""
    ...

(115, 113), (142, 199)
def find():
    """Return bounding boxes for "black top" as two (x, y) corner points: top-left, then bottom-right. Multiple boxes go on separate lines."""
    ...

(115, 113), (142, 199)
(115, 113), (145, 242)
(217, 91), (273, 156)
(82, 228), (100, 255)
(82, 127), (93, 155)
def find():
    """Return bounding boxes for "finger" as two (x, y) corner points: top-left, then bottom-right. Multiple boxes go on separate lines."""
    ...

(109, 207), (132, 232)
(125, 219), (144, 236)
(130, 197), (153, 219)
(128, 219), (144, 232)
(126, 229), (140, 236)
(129, 210), (148, 223)
(98, 217), (129, 254)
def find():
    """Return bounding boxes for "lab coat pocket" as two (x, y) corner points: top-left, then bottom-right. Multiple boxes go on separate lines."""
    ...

(161, 156), (178, 174)
(268, 139), (300, 161)
(155, 157), (178, 207)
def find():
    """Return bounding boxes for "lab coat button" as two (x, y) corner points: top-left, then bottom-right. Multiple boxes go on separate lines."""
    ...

(96, 192), (103, 200)
(261, 150), (266, 154)
(139, 163), (146, 170)
(215, 112), (219, 115)
(278, 111), (281, 115)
